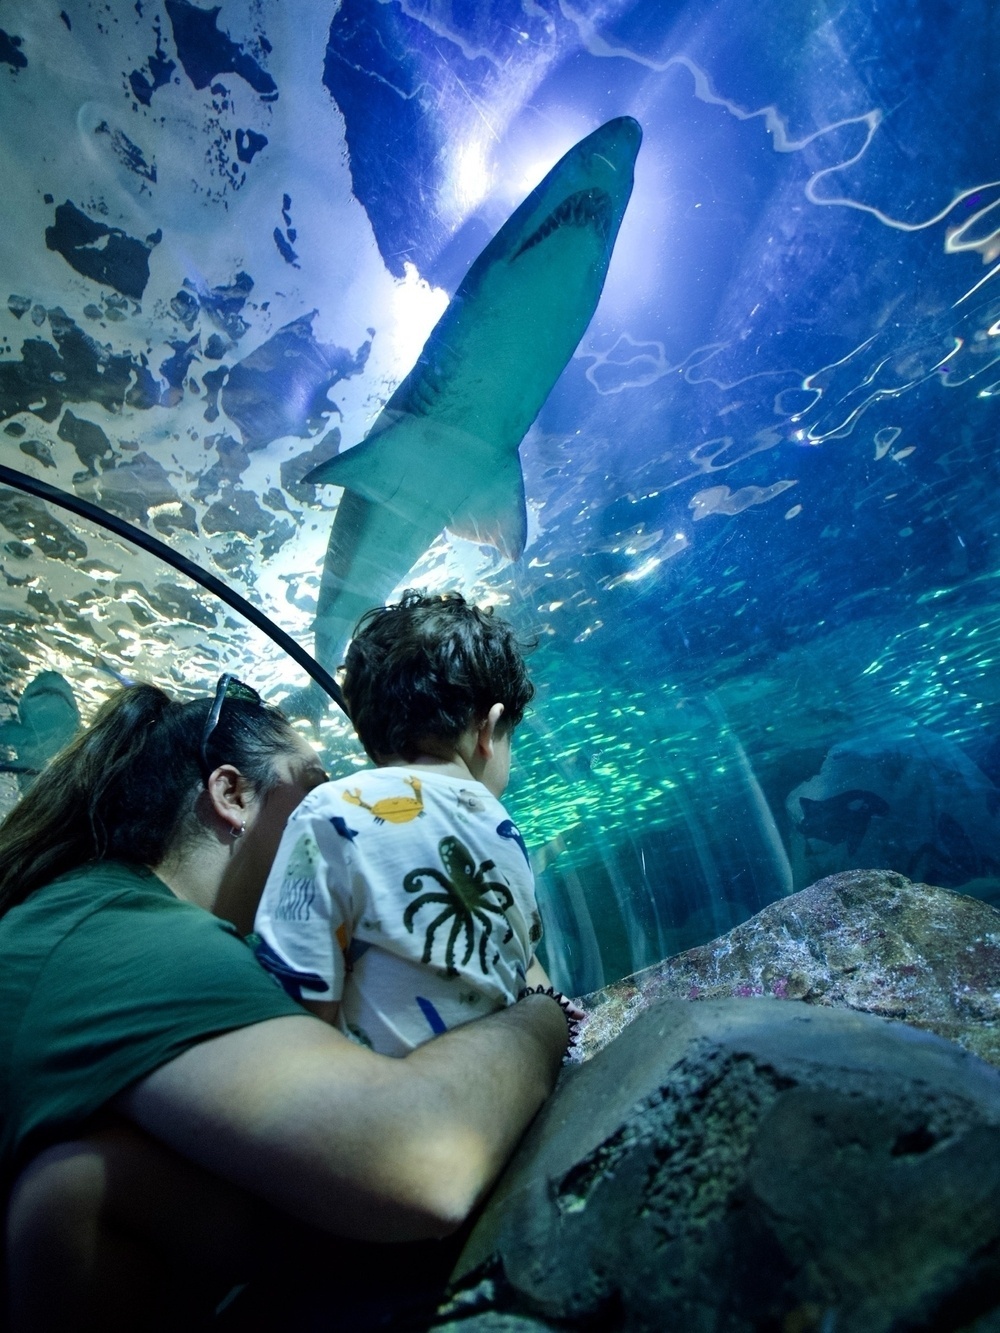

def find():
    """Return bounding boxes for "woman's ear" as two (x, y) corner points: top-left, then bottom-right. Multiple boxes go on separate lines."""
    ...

(204, 764), (253, 837)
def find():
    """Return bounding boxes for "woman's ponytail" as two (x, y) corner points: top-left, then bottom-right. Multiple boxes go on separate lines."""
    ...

(0, 685), (184, 915)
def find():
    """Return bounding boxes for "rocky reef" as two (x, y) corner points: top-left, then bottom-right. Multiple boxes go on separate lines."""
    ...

(574, 868), (1000, 1067)
(433, 998), (1000, 1332)
(427, 872), (1000, 1331)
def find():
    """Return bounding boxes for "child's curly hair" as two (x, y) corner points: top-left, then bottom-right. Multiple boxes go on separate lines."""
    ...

(344, 591), (535, 763)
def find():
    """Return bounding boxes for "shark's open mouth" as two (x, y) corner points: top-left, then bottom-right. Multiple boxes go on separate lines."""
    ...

(511, 187), (614, 260)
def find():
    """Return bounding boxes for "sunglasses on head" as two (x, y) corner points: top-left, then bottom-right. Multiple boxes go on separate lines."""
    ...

(199, 673), (261, 784)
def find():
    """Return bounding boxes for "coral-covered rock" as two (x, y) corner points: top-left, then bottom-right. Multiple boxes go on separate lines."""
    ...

(434, 998), (1000, 1333)
(573, 870), (1000, 1066)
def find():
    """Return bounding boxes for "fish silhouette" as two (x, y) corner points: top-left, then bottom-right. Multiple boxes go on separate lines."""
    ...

(0, 671), (80, 791)
(252, 936), (330, 1001)
(798, 789), (890, 855)
(906, 811), (1000, 887)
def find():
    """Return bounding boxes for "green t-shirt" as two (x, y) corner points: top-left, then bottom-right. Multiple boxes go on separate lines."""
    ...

(0, 860), (306, 1179)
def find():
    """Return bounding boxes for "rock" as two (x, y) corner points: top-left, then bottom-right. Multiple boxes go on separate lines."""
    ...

(573, 869), (1000, 1067)
(434, 998), (1000, 1333)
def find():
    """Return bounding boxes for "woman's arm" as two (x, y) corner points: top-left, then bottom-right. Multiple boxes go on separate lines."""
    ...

(6, 1119), (285, 1332)
(114, 994), (568, 1242)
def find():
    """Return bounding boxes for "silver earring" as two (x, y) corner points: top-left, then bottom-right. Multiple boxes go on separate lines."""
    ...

(230, 822), (245, 840)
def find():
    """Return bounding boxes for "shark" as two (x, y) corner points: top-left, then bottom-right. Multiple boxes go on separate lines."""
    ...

(302, 116), (642, 688)
(0, 671), (81, 790)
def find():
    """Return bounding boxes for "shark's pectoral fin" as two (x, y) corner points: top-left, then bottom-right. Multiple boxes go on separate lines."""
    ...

(446, 455), (528, 562)
(301, 418), (405, 501)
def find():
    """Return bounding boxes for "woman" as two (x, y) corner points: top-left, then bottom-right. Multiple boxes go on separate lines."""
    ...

(0, 679), (570, 1330)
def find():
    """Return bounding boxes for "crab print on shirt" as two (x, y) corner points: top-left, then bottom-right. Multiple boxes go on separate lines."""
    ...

(343, 775), (424, 824)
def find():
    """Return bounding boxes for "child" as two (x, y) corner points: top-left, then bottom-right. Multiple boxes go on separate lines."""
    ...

(254, 590), (557, 1055)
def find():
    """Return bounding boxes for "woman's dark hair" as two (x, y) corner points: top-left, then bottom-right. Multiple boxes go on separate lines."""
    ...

(0, 682), (297, 917)
(344, 590), (535, 763)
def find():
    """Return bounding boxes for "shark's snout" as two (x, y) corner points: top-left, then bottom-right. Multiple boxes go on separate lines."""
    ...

(509, 117), (641, 263)
(584, 115), (643, 174)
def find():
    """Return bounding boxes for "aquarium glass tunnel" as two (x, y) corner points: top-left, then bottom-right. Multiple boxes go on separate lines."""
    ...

(2, 0), (1000, 995)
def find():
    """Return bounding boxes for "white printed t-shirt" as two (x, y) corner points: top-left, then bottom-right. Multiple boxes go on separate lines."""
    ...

(254, 766), (541, 1056)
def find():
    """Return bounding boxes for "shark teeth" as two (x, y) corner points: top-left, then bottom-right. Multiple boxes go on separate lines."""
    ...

(511, 188), (613, 260)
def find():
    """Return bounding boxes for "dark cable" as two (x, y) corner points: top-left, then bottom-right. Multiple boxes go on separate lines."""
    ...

(0, 462), (348, 716)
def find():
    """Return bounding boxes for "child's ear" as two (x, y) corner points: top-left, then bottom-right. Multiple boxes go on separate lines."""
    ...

(477, 702), (505, 756)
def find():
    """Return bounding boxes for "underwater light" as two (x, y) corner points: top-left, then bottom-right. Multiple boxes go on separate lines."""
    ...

(387, 262), (449, 374)
(622, 556), (661, 583)
(451, 139), (493, 212)
(495, 113), (607, 206)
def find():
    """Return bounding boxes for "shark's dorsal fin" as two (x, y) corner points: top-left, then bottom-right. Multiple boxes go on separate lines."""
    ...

(446, 453), (528, 562)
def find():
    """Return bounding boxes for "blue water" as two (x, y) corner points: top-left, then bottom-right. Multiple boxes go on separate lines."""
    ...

(2, 0), (999, 994)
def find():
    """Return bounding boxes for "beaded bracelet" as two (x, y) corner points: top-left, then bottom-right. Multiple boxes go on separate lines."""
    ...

(516, 983), (581, 1047)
